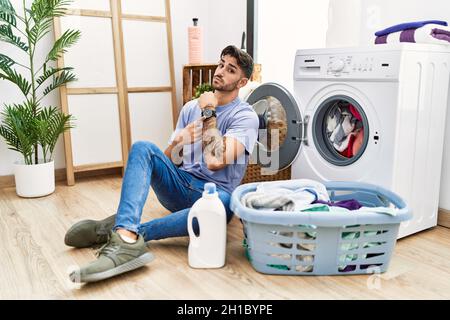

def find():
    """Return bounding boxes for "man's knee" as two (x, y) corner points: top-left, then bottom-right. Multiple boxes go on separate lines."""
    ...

(130, 141), (160, 158)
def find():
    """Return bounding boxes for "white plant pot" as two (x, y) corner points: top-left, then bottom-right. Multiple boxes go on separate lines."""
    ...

(13, 159), (55, 198)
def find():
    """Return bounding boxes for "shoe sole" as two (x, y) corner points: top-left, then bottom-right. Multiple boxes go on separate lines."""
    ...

(69, 252), (155, 283)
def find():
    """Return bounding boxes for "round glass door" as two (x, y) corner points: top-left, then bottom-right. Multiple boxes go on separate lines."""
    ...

(251, 96), (288, 152)
(312, 95), (369, 166)
(246, 83), (302, 171)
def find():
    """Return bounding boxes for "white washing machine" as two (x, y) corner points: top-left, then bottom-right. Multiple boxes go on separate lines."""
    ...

(246, 44), (450, 238)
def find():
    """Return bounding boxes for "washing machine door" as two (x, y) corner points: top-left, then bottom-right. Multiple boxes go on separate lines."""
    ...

(246, 82), (303, 171)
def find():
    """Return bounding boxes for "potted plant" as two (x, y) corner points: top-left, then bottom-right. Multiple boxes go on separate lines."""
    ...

(0, 0), (80, 197)
(193, 82), (214, 99)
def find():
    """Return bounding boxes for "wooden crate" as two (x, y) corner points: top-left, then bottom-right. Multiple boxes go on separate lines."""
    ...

(183, 64), (217, 105)
(182, 63), (262, 105)
(241, 164), (291, 184)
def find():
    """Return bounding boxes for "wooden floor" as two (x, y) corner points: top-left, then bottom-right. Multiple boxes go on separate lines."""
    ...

(1, 174), (450, 300)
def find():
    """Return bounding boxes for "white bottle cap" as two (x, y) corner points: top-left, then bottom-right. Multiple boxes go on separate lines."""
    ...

(204, 182), (216, 194)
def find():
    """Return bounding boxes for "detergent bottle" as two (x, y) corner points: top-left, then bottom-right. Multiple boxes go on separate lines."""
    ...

(188, 17), (203, 64)
(188, 182), (227, 268)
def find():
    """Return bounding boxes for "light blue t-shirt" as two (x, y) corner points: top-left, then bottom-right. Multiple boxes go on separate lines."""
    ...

(168, 97), (259, 193)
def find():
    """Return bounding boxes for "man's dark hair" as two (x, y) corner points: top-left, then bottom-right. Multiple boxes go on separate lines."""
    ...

(220, 45), (254, 79)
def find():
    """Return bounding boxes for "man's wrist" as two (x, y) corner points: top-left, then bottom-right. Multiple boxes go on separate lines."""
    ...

(201, 108), (217, 119)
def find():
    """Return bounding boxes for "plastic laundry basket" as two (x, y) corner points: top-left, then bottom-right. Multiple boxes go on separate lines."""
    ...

(230, 181), (412, 276)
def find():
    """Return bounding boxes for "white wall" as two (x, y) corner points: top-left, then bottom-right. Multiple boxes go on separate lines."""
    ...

(0, 0), (246, 177)
(326, 0), (362, 48)
(256, 0), (330, 91)
(205, 0), (247, 62)
(326, 0), (450, 209)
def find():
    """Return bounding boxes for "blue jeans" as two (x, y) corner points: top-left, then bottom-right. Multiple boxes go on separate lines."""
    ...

(113, 141), (234, 242)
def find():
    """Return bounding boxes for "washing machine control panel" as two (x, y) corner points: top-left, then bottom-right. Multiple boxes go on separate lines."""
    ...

(296, 52), (401, 80)
(327, 56), (376, 75)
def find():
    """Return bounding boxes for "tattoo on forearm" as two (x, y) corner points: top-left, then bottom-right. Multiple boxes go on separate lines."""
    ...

(170, 142), (184, 166)
(202, 115), (225, 162)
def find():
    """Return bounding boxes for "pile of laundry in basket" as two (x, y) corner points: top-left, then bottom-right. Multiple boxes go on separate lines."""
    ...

(241, 179), (396, 216)
(240, 179), (397, 272)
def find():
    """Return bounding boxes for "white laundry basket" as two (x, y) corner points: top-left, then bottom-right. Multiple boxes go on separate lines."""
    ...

(230, 181), (412, 275)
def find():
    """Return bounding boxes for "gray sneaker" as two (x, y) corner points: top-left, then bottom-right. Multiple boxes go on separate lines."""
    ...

(69, 231), (154, 283)
(64, 214), (116, 248)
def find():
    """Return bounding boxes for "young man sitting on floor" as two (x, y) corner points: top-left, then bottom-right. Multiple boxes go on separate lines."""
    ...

(65, 45), (259, 283)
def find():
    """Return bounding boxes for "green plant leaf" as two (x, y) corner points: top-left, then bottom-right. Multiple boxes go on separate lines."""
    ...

(0, 0), (17, 26)
(36, 66), (73, 86)
(0, 103), (36, 164)
(0, 24), (28, 51)
(35, 106), (74, 160)
(46, 29), (81, 62)
(0, 53), (15, 71)
(42, 70), (76, 96)
(30, 0), (72, 22)
(0, 114), (20, 152)
(28, 16), (53, 45)
(28, 0), (73, 45)
(194, 82), (214, 99)
(0, 68), (31, 97)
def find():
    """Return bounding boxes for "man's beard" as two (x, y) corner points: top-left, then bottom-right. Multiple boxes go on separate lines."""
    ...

(212, 77), (239, 92)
